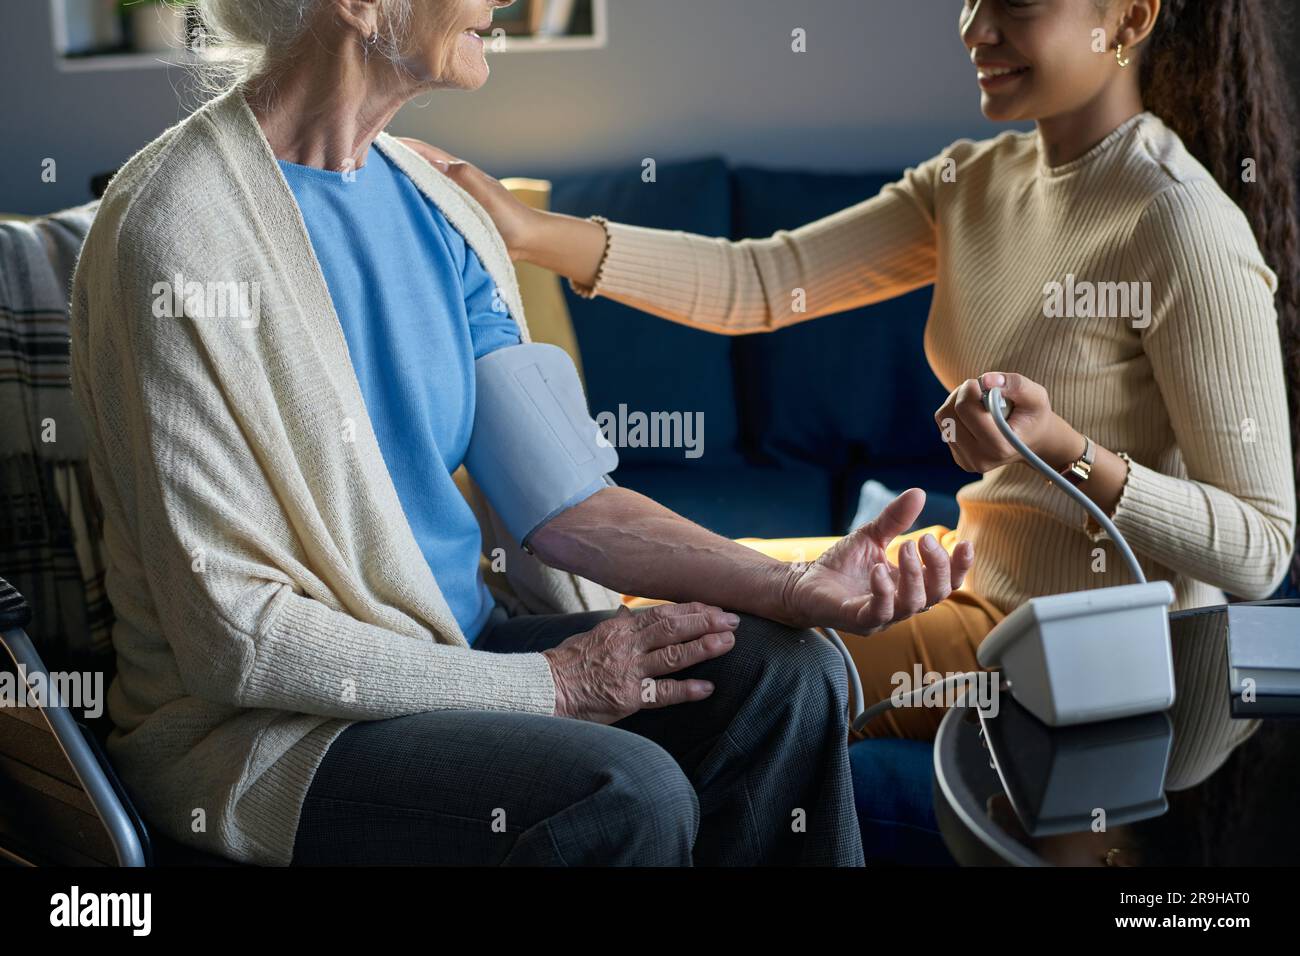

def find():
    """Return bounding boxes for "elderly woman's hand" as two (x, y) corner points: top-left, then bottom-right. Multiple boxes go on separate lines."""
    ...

(542, 603), (739, 723)
(782, 488), (974, 635)
(397, 138), (540, 260)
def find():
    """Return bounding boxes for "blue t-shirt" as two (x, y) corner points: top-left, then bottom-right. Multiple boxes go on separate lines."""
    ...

(278, 146), (522, 643)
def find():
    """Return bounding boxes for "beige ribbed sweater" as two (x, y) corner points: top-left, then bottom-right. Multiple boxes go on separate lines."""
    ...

(581, 112), (1296, 615)
(69, 86), (619, 866)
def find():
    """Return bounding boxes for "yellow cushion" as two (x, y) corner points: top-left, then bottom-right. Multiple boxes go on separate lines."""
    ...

(732, 528), (953, 563)
(501, 178), (585, 385)
(620, 527), (957, 608)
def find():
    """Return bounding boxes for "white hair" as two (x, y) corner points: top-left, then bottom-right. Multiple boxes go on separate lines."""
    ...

(193, 0), (413, 88)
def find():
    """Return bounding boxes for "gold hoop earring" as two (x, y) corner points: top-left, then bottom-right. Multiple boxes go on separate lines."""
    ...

(1115, 42), (1131, 68)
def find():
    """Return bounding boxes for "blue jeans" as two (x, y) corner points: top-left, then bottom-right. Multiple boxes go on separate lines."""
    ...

(849, 738), (955, 865)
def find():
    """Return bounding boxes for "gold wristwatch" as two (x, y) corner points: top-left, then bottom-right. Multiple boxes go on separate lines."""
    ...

(1059, 436), (1095, 487)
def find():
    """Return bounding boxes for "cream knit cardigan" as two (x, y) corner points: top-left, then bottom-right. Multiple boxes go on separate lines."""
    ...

(69, 85), (619, 866)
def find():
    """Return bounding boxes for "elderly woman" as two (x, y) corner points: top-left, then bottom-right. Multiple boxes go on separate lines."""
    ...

(69, 0), (970, 867)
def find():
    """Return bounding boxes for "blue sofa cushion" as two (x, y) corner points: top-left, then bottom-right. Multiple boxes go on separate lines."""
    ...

(548, 157), (743, 468)
(613, 461), (837, 540)
(728, 167), (958, 478)
(841, 463), (967, 535)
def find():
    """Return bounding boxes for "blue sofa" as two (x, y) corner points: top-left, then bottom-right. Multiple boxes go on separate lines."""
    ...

(544, 157), (969, 863)
(547, 155), (1300, 584)
(546, 156), (966, 540)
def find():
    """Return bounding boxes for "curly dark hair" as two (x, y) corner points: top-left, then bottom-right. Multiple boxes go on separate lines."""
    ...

(1134, 0), (1300, 587)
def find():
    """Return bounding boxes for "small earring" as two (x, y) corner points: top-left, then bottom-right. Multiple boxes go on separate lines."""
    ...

(1115, 42), (1130, 68)
(368, 29), (379, 45)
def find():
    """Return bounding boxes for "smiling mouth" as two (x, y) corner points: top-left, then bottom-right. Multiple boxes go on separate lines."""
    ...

(977, 65), (1030, 87)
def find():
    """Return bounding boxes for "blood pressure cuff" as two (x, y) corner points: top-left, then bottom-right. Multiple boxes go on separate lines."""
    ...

(465, 343), (619, 551)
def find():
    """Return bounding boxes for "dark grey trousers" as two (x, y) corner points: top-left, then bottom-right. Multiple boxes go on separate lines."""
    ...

(290, 607), (864, 866)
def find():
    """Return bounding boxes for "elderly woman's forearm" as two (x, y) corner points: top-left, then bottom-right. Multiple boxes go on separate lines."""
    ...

(530, 487), (797, 624)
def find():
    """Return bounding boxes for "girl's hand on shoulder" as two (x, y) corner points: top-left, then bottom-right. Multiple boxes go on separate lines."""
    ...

(935, 372), (1080, 473)
(396, 138), (541, 261)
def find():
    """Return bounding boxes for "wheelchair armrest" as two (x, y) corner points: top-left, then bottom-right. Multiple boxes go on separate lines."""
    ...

(0, 574), (32, 630)
(0, 576), (146, 867)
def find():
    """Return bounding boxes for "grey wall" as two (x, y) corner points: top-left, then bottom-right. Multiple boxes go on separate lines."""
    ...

(1, 0), (1011, 214)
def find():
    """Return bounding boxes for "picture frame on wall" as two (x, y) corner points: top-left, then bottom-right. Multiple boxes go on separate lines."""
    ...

(52, 0), (605, 71)
(492, 0), (547, 36)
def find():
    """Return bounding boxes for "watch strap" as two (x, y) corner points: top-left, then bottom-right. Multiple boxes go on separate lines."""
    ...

(1059, 436), (1095, 487)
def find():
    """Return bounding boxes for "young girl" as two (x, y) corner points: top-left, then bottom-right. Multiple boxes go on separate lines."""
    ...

(409, 0), (1298, 739)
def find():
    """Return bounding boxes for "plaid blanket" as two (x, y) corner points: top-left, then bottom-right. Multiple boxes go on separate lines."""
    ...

(0, 202), (112, 666)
